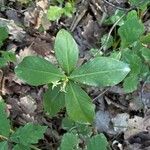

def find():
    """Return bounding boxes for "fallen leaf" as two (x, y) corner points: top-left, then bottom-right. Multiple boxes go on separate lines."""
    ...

(124, 115), (150, 139)
(36, 0), (48, 11)
(19, 95), (37, 114)
(111, 113), (129, 133)
(95, 110), (115, 135)
(16, 46), (36, 64)
(0, 18), (26, 42)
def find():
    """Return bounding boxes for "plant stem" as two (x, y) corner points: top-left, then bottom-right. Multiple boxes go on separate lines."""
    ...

(30, 145), (41, 150)
(0, 135), (8, 141)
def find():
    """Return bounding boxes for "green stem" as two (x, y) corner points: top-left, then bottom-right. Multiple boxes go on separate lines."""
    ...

(30, 145), (41, 150)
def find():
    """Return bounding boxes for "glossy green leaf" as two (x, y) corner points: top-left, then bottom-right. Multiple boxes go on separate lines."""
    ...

(13, 144), (31, 150)
(118, 11), (144, 47)
(0, 141), (8, 150)
(0, 100), (10, 137)
(141, 47), (150, 62)
(87, 134), (109, 150)
(65, 82), (95, 123)
(43, 86), (65, 116)
(123, 75), (139, 93)
(10, 123), (47, 146)
(47, 6), (63, 21)
(54, 29), (79, 74)
(15, 56), (65, 86)
(70, 57), (130, 87)
(60, 133), (78, 150)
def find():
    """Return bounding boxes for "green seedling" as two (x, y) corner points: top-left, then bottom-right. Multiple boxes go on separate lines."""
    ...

(15, 29), (130, 124)
(47, 1), (76, 21)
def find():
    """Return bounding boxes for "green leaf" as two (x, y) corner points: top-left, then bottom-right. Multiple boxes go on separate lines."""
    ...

(75, 123), (92, 136)
(129, 0), (149, 5)
(60, 133), (78, 150)
(118, 11), (144, 48)
(109, 51), (121, 60)
(90, 48), (103, 57)
(15, 56), (65, 86)
(70, 57), (130, 87)
(47, 6), (63, 21)
(104, 10), (125, 26)
(0, 141), (8, 150)
(140, 33), (150, 44)
(0, 41), (3, 48)
(62, 117), (92, 136)
(123, 75), (139, 93)
(0, 100), (11, 137)
(0, 58), (7, 68)
(131, 41), (145, 52)
(101, 34), (113, 50)
(63, 2), (75, 17)
(129, 0), (150, 10)
(140, 64), (150, 78)
(0, 27), (8, 42)
(87, 134), (109, 150)
(62, 117), (75, 130)
(126, 10), (138, 19)
(54, 29), (79, 74)
(10, 123), (47, 146)
(121, 49), (142, 75)
(65, 82), (95, 123)
(2, 51), (16, 62)
(13, 144), (31, 150)
(43, 86), (65, 116)
(141, 47), (150, 62)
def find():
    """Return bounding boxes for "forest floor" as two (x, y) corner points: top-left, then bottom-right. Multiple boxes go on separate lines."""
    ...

(0, 0), (150, 150)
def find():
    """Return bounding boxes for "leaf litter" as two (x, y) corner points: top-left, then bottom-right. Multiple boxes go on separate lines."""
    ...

(0, 0), (150, 149)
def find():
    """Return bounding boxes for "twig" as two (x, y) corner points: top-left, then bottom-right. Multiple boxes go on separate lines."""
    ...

(93, 88), (110, 102)
(105, 96), (127, 110)
(102, 0), (131, 11)
(93, 12), (126, 57)
(70, 0), (90, 31)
